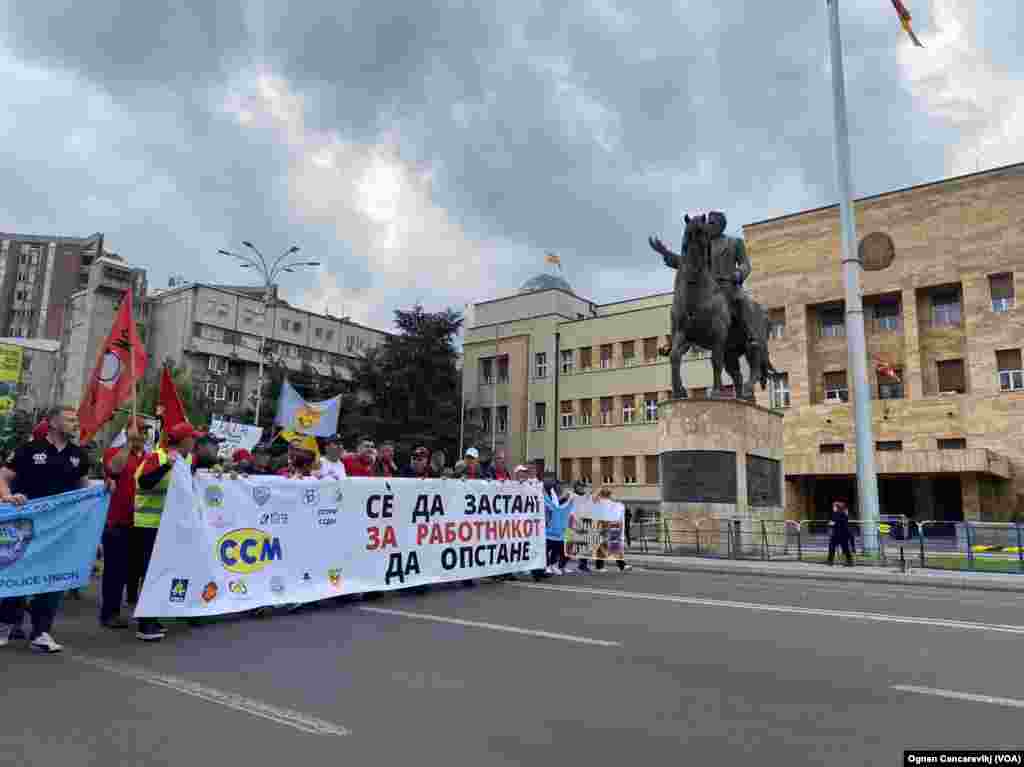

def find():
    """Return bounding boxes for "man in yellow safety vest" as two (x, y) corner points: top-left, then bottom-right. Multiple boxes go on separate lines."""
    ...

(133, 422), (197, 642)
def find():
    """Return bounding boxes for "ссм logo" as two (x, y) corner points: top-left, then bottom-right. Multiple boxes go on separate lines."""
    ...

(217, 529), (283, 574)
(0, 519), (33, 569)
(169, 578), (189, 603)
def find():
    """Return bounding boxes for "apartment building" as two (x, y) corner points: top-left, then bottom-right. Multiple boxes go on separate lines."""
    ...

(462, 162), (1024, 523)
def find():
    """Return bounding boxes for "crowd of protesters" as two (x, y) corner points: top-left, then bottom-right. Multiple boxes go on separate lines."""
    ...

(0, 411), (631, 654)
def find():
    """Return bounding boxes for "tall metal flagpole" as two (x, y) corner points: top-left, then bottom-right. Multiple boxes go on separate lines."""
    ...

(827, 0), (880, 551)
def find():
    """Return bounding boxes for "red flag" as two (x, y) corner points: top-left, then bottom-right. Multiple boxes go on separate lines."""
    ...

(891, 0), (924, 47)
(158, 365), (190, 446)
(875, 360), (902, 382)
(79, 289), (148, 442)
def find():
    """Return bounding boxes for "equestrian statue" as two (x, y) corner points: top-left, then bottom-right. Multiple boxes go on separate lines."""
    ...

(648, 210), (776, 401)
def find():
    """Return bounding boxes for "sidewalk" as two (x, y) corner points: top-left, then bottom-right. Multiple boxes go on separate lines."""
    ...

(625, 552), (1024, 593)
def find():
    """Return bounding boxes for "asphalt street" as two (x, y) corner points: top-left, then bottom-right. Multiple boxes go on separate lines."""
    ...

(3, 567), (1023, 765)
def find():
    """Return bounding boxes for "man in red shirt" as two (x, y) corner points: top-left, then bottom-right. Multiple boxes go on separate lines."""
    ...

(101, 418), (147, 629)
(343, 437), (377, 477)
(375, 441), (398, 477)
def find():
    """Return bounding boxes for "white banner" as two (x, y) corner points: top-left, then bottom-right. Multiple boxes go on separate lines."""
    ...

(565, 496), (626, 562)
(209, 418), (264, 459)
(135, 461), (546, 617)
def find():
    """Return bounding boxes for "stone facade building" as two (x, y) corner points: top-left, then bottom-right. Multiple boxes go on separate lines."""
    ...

(462, 162), (1024, 524)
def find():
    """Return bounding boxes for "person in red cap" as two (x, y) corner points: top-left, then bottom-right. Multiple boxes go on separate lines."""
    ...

(100, 417), (148, 629)
(31, 419), (49, 442)
(231, 448), (252, 465)
(133, 422), (196, 642)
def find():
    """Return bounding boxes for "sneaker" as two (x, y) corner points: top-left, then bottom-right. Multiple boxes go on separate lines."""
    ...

(100, 616), (134, 629)
(553, 567), (564, 576)
(136, 624), (166, 642)
(30, 633), (63, 653)
(544, 566), (554, 575)
(620, 564), (634, 572)
(0, 624), (12, 647)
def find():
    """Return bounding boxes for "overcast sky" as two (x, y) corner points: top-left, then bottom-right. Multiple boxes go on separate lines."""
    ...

(1, 1), (1020, 331)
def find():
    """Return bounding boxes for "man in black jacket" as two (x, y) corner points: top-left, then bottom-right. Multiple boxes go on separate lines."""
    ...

(827, 499), (855, 567)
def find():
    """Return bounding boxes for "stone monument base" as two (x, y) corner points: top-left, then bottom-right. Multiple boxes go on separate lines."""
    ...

(657, 398), (785, 557)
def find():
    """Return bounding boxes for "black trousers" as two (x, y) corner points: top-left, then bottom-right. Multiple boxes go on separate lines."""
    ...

(0, 592), (63, 639)
(133, 527), (160, 629)
(828, 535), (853, 564)
(546, 540), (567, 569)
(100, 527), (134, 622)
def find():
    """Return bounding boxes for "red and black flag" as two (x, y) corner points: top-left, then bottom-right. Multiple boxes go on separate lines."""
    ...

(891, 0), (924, 47)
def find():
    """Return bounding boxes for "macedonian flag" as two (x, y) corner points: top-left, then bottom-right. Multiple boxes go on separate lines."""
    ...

(891, 0), (924, 47)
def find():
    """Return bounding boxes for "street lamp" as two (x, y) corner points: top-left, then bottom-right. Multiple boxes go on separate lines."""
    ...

(218, 243), (320, 426)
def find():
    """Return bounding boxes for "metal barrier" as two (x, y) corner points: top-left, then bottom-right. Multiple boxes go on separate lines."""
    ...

(917, 520), (1024, 573)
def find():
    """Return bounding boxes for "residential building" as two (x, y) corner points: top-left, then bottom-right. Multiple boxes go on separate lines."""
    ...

(462, 162), (1024, 524)
(145, 283), (389, 420)
(0, 337), (60, 418)
(0, 232), (108, 340)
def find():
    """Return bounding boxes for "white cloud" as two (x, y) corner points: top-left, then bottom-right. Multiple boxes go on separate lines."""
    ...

(220, 71), (513, 329)
(898, 0), (1024, 174)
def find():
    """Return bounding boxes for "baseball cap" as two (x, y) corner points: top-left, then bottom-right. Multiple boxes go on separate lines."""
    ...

(32, 419), (49, 441)
(412, 446), (430, 458)
(465, 447), (480, 459)
(232, 449), (253, 463)
(167, 423), (199, 444)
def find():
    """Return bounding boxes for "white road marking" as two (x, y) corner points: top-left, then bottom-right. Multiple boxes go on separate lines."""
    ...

(513, 582), (1024, 635)
(358, 605), (622, 647)
(69, 653), (350, 736)
(892, 685), (1024, 709)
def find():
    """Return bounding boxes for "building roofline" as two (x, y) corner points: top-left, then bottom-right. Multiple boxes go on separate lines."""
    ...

(745, 161), (1024, 229)
(0, 232), (103, 245)
(472, 286), (594, 308)
(595, 291), (673, 309)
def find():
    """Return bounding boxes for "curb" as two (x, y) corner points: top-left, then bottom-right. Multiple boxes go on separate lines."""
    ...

(627, 556), (1024, 594)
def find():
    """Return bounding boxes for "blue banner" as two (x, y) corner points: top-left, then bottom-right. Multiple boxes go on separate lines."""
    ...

(0, 485), (108, 598)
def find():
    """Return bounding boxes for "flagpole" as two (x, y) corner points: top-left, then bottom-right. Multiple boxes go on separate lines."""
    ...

(827, 0), (880, 551)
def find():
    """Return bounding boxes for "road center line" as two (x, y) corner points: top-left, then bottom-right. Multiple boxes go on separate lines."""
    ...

(512, 582), (1024, 635)
(68, 653), (350, 736)
(892, 685), (1024, 709)
(357, 606), (622, 647)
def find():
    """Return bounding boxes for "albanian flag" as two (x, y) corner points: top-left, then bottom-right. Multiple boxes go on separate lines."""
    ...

(158, 365), (190, 446)
(79, 289), (148, 442)
(891, 0), (924, 47)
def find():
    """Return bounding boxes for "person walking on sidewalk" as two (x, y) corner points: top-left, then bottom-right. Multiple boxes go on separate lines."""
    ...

(827, 498), (855, 567)
(0, 406), (92, 654)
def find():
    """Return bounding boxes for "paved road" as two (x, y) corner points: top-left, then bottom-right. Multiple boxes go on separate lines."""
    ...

(4, 568), (1023, 765)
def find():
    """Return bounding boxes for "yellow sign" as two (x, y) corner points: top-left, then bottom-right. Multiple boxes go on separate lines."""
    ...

(0, 345), (23, 384)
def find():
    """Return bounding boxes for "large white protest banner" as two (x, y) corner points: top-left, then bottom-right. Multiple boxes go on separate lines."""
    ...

(135, 461), (546, 617)
(209, 418), (264, 458)
(564, 496), (625, 562)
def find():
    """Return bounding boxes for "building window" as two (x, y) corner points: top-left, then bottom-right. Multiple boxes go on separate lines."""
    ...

(622, 457), (637, 485)
(643, 337), (659, 363)
(600, 457), (615, 485)
(824, 371), (849, 403)
(293, 321), (302, 333)
(872, 300), (901, 332)
(989, 273), (1014, 313)
(280, 318), (289, 331)
(326, 329), (335, 342)
(937, 359), (966, 394)
(204, 382), (225, 401)
(645, 455), (659, 485)
(560, 459), (573, 483)
(227, 388), (241, 405)
(931, 289), (962, 327)
(560, 401), (574, 428)
(496, 406), (508, 433)
(877, 368), (904, 400)
(580, 461), (593, 484)
(644, 393), (659, 422)
(600, 344), (612, 369)
(480, 358), (494, 385)
(534, 402), (546, 430)
(622, 396), (635, 424)
(938, 438), (966, 450)
(315, 327), (323, 339)
(622, 340), (636, 366)
(819, 307), (845, 337)
(198, 325), (224, 343)
(819, 443), (845, 454)
(876, 441), (903, 451)
(996, 349), (1024, 392)
(767, 308), (786, 340)
(497, 355), (510, 384)
(600, 397), (614, 425)
(578, 347), (592, 371)
(769, 373), (791, 409)
(578, 399), (592, 426)
(207, 355), (229, 373)
(560, 349), (574, 374)
(535, 352), (547, 379)
(480, 408), (492, 433)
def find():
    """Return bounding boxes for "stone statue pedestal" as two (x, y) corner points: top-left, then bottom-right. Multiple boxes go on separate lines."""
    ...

(657, 398), (785, 557)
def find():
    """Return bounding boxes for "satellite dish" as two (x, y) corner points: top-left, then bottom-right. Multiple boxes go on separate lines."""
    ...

(859, 232), (895, 271)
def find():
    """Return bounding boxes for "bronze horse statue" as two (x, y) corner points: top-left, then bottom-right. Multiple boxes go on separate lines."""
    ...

(649, 214), (775, 401)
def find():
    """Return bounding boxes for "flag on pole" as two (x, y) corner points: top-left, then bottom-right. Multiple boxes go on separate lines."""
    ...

(78, 289), (148, 442)
(891, 0), (924, 47)
(545, 252), (562, 270)
(875, 358), (902, 382)
(158, 365), (190, 445)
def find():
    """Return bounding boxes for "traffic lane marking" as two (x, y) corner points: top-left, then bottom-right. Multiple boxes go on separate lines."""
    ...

(357, 605), (622, 647)
(512, 582), (1024, 635)
(68, 653), (350, 736)
(892, 685), (1024, 709)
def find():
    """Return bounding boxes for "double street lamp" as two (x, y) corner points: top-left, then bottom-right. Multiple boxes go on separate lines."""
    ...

(217, 242), (320, 426)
